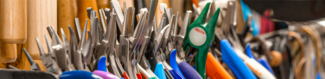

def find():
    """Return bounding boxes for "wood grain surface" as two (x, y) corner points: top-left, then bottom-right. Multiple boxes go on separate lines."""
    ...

(77, 0), (99, 31)
(58, 0), (77, 41)
(9, 44), (30, 70)
(0, 44), (17, 63)
(97, 0), (111, 9)
(0, 0), (27, 44)
(24, 0), (57, 60)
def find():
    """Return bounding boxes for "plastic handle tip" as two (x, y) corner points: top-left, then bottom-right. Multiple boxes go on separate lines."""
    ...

(122, 71), (130, 79)
(170, 49), (185, 79)
(60, 70), (103, 79)
(98, 56), (107, 72)
(206, 52), (233, 79)
(93, 70), (120, 79)
(136, 73), (143, 79)
(178, 61), (202, 79)
(169, 69), (183, 79)
(220, 39), (257, 79)
(154, 63), (167, 79)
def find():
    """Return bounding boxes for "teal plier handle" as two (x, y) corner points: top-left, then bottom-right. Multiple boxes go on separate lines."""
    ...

(183, 2), (220, 78)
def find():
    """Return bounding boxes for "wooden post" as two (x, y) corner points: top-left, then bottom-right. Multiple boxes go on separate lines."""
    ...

(77, 0), (99, 31)
(58, 0), (77, 41)
(0, 0), (27, 63)
(24, 0), (57, 60)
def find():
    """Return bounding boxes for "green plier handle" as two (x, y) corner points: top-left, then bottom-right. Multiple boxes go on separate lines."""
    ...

(183, 2), (220, 79)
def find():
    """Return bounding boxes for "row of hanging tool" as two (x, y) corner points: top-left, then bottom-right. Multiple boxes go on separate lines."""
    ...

(2, 0), (325, 79)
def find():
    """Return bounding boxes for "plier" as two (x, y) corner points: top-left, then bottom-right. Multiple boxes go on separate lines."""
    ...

(119, 7), (135, 79)
(48, 26), (75, 71)
(22, 48), (40, 71)
(214, 1), (275, 79)
(36, 36), (62, 75)
(182, 2), (220, 78)
(68, 25), (89, 71)
(171, 10), (203, 79)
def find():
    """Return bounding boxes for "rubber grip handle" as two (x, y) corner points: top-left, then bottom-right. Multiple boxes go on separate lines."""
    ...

(60, 70), (103, 79)
(245, 44), (256, 60)
(246, 44), (274, 75)
(122, 71), (130, 79)
(245, 59), (276, 79)
(257, 59), (274, 74)
(136, 73), (143, 79)
(170, 49), (185, 79)
(169, 69), (183, 79)
(93, 70), (120, 79)
(97, 56), (107, 72)
(148, 77), (158, 79)
(138, 64), (152, 78)
(206, 52), (233, 79)
(154, 62), (167, 79)
(178, 61), (202, 79)
(221, 39), (256, 79)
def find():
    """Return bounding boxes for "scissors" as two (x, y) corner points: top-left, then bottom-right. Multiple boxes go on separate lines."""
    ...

(182, 2), (220, 78)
